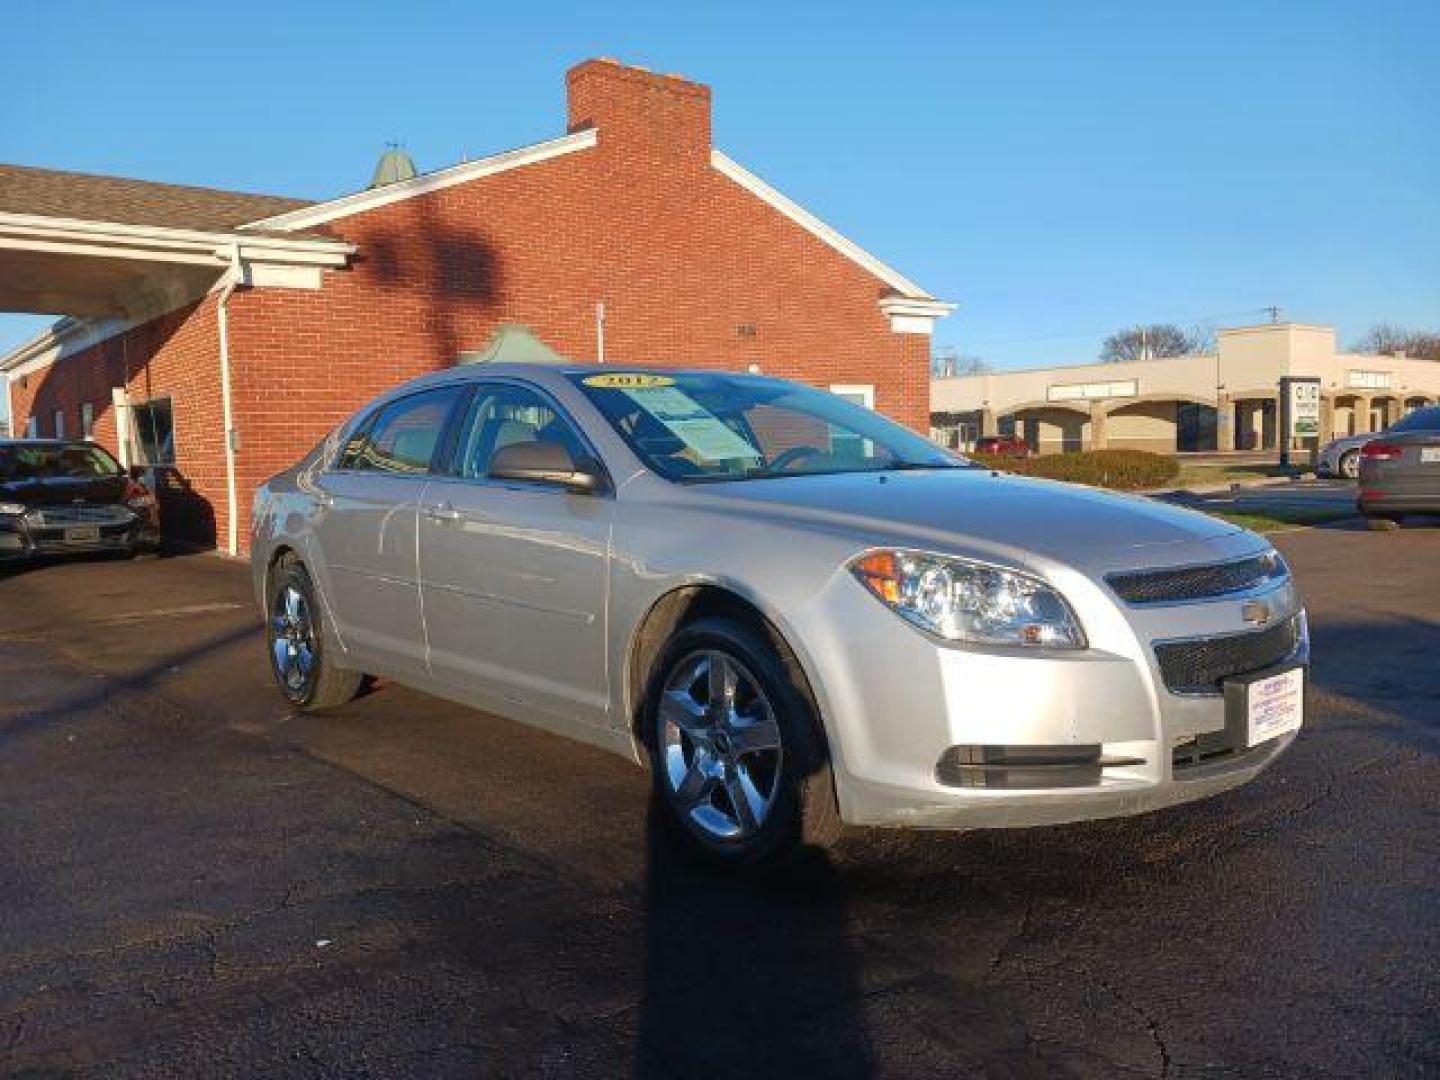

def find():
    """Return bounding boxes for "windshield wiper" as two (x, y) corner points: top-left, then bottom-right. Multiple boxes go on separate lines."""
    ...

(882, 461), (966, 471)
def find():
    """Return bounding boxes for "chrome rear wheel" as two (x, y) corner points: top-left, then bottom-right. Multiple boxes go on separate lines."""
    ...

(265, 555), (363, 711)
(270, 583), (316, 696)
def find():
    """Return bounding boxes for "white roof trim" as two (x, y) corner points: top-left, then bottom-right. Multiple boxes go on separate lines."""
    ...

(1, 316), (120, 377)
(711, 149), (940, 301)
(0, 212), (353, 263)
(244, 128), (600, 233)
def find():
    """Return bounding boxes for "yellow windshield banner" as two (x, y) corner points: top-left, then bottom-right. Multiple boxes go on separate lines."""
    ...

(581, 373), (676, 389)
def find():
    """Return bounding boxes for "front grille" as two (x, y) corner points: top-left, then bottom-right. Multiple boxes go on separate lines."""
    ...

(1154, 617), (1301, 695)
(30, 504), (133, 527)
(1108, 552), (1285, 604)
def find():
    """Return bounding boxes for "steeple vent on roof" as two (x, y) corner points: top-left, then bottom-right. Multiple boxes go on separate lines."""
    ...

(369, 144), (417, 189)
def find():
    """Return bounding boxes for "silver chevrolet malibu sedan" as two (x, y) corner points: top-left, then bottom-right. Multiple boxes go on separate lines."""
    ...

(251, 364), (1308, 865)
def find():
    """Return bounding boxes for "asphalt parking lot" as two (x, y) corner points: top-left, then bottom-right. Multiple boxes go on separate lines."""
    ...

(1, 525), (1437, 1078)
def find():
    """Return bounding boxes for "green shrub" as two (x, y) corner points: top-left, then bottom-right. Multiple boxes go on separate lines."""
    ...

(980, 448), (1180, 491)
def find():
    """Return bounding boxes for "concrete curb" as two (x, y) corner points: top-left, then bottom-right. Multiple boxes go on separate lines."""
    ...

(1147, 476), (1297, 497)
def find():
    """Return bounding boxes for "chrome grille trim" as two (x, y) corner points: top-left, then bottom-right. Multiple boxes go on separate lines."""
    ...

(1154, 616), (1302, 696)
(1108, 552), (1286, 605)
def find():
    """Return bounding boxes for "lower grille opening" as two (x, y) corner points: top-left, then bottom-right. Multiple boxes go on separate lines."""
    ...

(936, 744), (1146, 790)
(1172, 729), (1238, 772)
(1155, 617), (1301, 696)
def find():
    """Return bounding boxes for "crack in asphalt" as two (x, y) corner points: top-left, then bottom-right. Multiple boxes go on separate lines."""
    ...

(1085, 971), (1173, 1079)
(986, 897), (1036, 980)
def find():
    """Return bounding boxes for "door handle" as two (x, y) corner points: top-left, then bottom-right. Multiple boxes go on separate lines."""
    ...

(424, 501), (462, 523)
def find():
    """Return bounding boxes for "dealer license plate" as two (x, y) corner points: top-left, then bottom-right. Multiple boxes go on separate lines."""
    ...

(63, 525), (101, 543)
(1420, 447), (1440, 463)
(1244, 668), (1304, 747)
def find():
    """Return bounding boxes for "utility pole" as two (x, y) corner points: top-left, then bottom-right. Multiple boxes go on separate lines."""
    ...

(1265, 305), (1281, 324)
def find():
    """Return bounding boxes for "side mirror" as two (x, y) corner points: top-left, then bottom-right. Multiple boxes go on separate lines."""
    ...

(488, 441), (605, 493)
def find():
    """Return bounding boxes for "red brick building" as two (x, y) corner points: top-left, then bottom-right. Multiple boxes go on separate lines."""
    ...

(1, 59), (951, 554)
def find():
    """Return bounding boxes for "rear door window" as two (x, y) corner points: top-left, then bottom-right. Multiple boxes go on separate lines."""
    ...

(341, 387), (467, 475)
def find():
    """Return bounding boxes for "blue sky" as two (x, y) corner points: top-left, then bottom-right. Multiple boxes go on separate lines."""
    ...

(2, 0), (1436, 388)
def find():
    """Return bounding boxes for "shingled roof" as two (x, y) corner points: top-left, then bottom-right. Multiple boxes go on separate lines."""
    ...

(0, 163), (314, 233)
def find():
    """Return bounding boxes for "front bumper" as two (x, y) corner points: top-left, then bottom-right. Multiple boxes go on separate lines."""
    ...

(0, 512), (159, 562)
(798, 553), (1307, 830)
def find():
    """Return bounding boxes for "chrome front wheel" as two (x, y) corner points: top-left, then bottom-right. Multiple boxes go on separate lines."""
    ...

(659, 649), (785, 844)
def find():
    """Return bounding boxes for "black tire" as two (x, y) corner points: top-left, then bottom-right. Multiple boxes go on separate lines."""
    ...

(1339, 450), (1360, 480)
(266, 554), (363, 710)
(1365, 514), (1403, 531)
(643, 616), (841, 867)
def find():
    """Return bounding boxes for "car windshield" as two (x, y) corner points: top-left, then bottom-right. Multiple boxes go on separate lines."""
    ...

(0, 443), (123, 482)
(1389, 406), (1440, 433)
(569, 371), (963, 482)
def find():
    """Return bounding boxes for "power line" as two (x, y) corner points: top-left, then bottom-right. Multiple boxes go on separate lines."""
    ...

(961, 307), (1279, 348)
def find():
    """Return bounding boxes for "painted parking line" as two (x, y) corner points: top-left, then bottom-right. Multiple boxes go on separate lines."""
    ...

(98, 602), (248, 625)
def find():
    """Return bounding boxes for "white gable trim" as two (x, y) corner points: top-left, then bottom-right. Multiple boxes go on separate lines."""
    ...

(244, 128), (600, 233)
(711, 149), (945, 304)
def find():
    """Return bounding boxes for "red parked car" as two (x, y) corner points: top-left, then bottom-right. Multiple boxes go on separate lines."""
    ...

(971, 435), (1031, 459)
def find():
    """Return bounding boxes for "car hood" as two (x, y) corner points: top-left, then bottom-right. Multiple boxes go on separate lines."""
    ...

(0, 474), (128, 506)
(682, 468), (1250, 572)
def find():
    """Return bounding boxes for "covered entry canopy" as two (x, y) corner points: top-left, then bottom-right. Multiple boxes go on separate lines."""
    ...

(0, 163), (352, 320)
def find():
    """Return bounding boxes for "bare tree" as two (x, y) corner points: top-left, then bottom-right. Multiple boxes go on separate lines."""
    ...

(1351, 324), (1440, 362)
(1100, 323), (1204, 363)
(932, 346), (992, 377)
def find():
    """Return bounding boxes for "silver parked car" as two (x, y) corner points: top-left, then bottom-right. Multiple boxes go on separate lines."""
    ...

(1317, 408), (1440, 479)
(1356, 404), (1440, 529)
(251, 365), (1308, 865)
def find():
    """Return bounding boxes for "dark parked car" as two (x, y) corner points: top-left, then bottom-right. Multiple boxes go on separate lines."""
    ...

(972, 434), (1031, 458)
(0, 439), (160, 563)
(1357, 405), (1440, 529)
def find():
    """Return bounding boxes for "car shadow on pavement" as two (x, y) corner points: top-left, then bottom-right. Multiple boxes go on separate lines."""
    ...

(634, 801), (874, 1079)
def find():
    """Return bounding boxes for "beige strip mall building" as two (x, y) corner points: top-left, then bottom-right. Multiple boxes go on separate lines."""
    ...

(931, 322), (1440, 454)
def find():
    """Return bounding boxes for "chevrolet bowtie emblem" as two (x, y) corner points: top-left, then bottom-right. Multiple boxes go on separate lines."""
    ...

(1241, 600), (1271, 627)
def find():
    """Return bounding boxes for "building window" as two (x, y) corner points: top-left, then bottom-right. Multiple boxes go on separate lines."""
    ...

(132, 398), (176, 466)
(829, 384), (876, 409)
(828, 384), (877, 461)
(53, 410), (65, 439)
(25, 416), (37, 438)
(81, 402), (95, 439)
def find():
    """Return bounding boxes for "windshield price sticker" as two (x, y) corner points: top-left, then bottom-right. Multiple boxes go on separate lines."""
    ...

(582, 373), (676, 389)
(620, 386), (761, 462)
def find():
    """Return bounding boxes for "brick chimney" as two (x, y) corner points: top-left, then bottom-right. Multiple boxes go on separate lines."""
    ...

(566, 58), (712, 168)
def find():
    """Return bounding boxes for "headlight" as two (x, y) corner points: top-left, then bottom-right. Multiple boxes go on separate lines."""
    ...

(850, 549), (1085, 648)
(0, 502), (26, 516)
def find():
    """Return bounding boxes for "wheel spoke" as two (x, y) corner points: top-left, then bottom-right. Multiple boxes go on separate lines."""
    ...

(725, 767), (763, 833)
(674, 755), (717, 808)
(706, 653), (736, 709)
(659, 689), (710, 738)
(271, 636), (292, 675)
(728, 715), (781, 757)
(283, 587), (302, 622)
